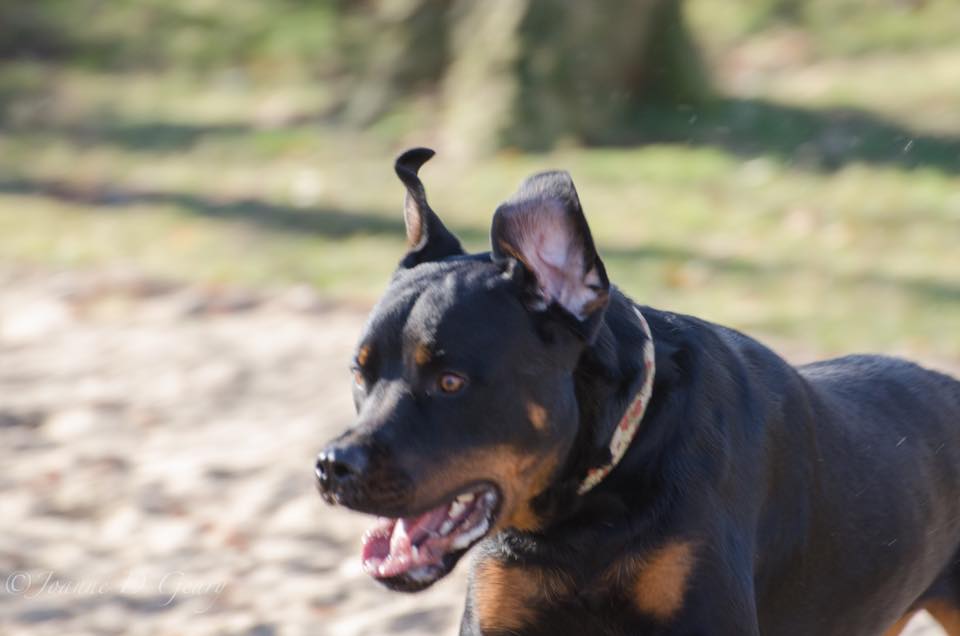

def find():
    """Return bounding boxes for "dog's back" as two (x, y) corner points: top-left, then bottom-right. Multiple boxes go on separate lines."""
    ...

(754, 353), (960, 635)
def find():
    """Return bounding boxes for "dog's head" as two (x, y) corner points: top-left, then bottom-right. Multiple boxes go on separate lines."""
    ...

(316, 148), (611, 591)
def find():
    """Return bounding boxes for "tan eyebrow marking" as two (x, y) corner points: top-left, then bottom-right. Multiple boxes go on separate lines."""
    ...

(526, 401), (548, 431)
(414, 343), (432, 366)
(357, 344), (371, 367)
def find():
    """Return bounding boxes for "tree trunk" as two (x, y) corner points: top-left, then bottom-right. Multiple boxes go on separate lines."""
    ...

(338, 0), (711, 154)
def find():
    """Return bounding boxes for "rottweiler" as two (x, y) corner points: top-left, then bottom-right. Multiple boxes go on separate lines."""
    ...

(315, 148), (960, 635)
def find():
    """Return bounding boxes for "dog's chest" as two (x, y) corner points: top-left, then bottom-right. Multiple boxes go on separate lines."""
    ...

(468, 540), (698, 635)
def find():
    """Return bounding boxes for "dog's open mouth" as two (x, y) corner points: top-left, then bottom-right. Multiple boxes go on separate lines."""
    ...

(360, 484), (500, 588)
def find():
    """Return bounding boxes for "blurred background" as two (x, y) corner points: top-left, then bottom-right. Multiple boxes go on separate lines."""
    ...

(0, 0), (957, 634)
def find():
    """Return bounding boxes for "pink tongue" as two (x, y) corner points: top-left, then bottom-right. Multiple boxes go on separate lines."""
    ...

(362, 505), (455, 579)
(389, 507), (448, 559)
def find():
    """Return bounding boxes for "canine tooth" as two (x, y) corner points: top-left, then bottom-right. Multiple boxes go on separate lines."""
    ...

(457, 493), (475, 503)
(449, 500), (466, 518)
(439, 519), (455, 535)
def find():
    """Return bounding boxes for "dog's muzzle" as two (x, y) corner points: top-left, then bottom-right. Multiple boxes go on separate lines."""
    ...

(315, 442), (370, 505)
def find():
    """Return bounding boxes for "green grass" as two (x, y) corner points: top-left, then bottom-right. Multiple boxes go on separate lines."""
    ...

(1, 2), (959, 359)
(0, 1), (338, 72)
(691, 0), (960, 58)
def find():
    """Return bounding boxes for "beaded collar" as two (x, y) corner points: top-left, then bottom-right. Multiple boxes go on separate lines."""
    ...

(578, 307), (656, 494)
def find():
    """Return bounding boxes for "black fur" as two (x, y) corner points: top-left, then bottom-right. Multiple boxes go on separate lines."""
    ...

(317, 149), (960, 635)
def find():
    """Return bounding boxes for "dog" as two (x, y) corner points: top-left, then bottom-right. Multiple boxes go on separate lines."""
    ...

(315, 148), (960, 635)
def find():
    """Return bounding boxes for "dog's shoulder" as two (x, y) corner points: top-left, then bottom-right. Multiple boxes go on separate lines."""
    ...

(628, 303), (803, 400)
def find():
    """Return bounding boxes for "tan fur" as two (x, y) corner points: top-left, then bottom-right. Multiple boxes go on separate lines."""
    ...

(628, 541), (698, 621)
(473, 560), (539, 632)
(413, 445), (562, 534)
(925, 599), (960, 636)
(414, 343), (431, 366)
(526, 401), (548, 431)
(357, 344), (370, 367)
(882, 611), (918, 636)
(496, 449), (560, 532)
(473, 559), (573, 633)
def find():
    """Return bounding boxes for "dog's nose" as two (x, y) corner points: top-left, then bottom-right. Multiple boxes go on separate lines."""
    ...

(315, 444), (370, 503)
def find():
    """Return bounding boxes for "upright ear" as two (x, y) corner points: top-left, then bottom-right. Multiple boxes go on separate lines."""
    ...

(491, 171), (610, 334)
(394, 148), (464, 268)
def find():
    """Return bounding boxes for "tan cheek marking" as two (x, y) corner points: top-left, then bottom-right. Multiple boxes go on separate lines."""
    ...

(526, 401), (548, 431)
(632, 541), (697, 621)
(410, 445), (562, 534)
(924, 599), (960, 636)
(357, 345), (370, 367)
(495, 449), (561, 532)
(414, 344), (431, 366)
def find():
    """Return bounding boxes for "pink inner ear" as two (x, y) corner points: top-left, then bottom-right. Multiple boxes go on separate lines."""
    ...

(508, 201), (602, 320)
(403, 194), (424, 247)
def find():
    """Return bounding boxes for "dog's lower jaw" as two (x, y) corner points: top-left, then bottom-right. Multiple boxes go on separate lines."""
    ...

(378, 524), (532, 593)
(375, 549), (470, 592)
(361, 484), (502, 590)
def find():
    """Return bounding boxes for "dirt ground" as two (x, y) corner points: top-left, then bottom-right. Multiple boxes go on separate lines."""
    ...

(0, 269), (945, 635)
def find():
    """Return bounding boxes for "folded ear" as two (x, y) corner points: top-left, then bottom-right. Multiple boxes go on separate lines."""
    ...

(491, 171), (610, 329)
(394, 148), (464, 268)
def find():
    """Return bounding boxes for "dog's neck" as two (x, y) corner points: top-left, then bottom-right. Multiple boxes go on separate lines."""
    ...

(487, 297), (677, 573)
(572, 290), (660, 483)
(577, 305), (655, 493)
(521, 291), (670, 530)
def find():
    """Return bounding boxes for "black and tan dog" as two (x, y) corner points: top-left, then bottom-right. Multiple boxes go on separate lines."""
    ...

(315, 148), (960, 636)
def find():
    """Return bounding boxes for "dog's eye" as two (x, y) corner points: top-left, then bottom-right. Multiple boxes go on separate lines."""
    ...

(438, 372), (467, 394)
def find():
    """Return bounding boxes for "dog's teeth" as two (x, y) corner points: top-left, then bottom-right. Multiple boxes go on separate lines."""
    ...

(408, 566), (433, 583)
(449, 492), (475, 518)
(449, 500), (466, 518)
(452, 517), (490, 550)
(411, 545), (420, 560)
(439, 519), (455, 535)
